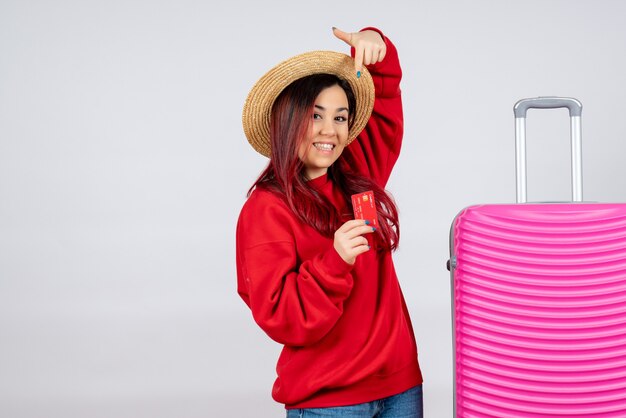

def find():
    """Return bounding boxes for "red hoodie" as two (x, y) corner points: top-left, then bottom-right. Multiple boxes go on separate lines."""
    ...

(236, 28), (422, 409)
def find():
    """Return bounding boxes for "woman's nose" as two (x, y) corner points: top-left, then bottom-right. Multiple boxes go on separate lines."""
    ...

(319, 119), (336, 136)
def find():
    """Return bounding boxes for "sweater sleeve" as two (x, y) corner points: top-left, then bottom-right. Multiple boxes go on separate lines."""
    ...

(236, 191), (355, 347)
(344, 27), (403, 188)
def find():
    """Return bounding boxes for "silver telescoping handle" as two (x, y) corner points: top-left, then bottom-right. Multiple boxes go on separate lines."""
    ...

(513, 97), (583, 203)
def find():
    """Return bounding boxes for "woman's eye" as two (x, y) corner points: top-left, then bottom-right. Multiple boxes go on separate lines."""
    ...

(335, 116), (347, 122)
(313, 113), (322, 120)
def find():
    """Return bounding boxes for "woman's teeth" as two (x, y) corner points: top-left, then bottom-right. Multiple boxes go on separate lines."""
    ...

(314, 143), (334, 151)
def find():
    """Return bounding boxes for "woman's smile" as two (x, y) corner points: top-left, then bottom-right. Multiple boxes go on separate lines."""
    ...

(299, 84), (350, 179)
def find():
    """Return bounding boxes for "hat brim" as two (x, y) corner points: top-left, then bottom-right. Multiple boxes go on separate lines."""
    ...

(242, 51), (375, 158)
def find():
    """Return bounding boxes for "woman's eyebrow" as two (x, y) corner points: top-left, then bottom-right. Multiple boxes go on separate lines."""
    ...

(314, 104), (349, 112)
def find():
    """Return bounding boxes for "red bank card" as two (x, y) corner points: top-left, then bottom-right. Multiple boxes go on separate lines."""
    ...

(351, 190), (378, 228)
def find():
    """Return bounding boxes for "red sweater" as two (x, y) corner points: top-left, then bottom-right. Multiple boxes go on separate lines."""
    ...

(236, 29), (422, 409)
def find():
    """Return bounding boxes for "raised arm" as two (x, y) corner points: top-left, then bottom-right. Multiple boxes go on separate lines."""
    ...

(334, 27), (403, 187)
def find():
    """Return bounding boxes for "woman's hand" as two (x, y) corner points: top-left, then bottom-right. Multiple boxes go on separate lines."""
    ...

(332, 27), (386, 76)
(333, 219), (375, 265)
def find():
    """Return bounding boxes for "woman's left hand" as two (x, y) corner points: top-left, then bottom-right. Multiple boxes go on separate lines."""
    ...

(332, 27), (386, 76)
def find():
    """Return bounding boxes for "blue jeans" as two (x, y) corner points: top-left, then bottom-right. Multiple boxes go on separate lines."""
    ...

(286, 385), (423, 418)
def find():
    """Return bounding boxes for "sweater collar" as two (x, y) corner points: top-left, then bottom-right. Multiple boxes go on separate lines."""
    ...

(307, 172), (330, 189)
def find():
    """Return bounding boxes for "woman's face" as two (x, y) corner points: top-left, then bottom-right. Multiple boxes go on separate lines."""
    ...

(298, 84), (350, 180)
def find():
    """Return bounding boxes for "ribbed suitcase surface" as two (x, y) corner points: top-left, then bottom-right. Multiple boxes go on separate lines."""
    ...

(452, 203), (626, 417)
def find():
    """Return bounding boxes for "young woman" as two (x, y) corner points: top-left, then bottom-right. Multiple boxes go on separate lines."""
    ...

(237, 26), (423, 417)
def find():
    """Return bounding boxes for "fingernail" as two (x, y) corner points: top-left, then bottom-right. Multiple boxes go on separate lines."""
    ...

(364, 220), (370, 225)
(332, 26), (337, 30)
(372, 227), (377, 232)
(356, 71), (361, 78)
(367, 245), (371, 249)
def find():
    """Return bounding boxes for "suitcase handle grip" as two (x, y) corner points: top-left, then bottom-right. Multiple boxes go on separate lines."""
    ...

(514, 97), (582, 118)
(513, 97), (583, 203)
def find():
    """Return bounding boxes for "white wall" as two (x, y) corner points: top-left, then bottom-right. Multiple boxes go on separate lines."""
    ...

(2, 0), (626, 417)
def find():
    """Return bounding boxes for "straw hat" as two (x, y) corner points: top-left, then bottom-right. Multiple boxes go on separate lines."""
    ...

(242, 50), (375, 158)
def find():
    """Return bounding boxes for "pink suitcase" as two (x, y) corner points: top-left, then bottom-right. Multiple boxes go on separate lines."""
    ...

(449, 97), (626, 417)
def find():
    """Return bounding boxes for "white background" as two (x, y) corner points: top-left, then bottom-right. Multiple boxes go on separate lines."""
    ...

(2, 1), (626, 417)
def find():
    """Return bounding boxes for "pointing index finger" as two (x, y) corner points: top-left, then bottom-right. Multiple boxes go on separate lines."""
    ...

(353, 47), (363, 78)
